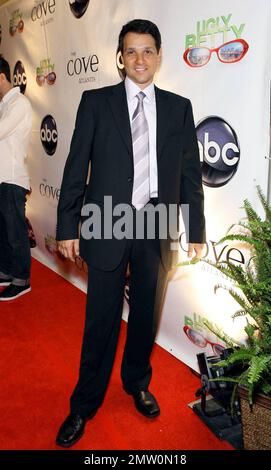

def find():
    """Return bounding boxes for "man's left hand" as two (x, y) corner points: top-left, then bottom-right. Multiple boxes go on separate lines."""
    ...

(188, 243), (205, 260)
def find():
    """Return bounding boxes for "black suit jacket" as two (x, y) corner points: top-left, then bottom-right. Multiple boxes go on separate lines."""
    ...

(56, 81), (205, 271)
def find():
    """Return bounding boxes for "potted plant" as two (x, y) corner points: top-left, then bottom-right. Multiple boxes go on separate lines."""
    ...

(180, 186), (271, 449)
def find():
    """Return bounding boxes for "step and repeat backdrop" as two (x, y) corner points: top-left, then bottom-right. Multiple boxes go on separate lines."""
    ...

(0, 0), (270, 370)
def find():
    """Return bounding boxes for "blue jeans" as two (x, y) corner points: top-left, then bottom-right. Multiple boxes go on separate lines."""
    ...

(0, 183), (31, 285)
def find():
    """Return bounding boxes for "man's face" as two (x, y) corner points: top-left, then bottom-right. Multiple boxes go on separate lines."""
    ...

(121, 32), (161, 89)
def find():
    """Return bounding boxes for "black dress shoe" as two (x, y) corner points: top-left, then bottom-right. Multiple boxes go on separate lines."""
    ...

(132, 391), (160, 418)
(0, 284), (31, 301)
(56, 413), (88, 448)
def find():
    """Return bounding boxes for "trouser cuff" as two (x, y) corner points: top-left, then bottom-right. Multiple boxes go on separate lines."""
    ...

(0, 270), (11, 279)
(12, 278), (30, 286)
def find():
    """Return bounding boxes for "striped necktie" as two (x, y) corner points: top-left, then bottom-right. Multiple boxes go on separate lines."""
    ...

(131, 91), (150, 210)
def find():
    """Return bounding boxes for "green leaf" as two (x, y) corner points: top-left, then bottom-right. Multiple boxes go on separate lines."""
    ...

(244, 323), (258, 339)
(217, 234), (263, 249)
(247, 355), (271, 385)
(261, 383), (271, 394)
(212, 348), (254, 368)
(203, 319), (238, 347)
(232, 309), (247, 319)
(256, 185), (271, 221)
(176, 258), (200, 267)
(209, 377), (240, 383)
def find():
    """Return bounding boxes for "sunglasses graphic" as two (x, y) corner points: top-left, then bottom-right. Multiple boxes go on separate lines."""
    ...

(36, 72), (56, 86)
(183, 39), (249, 67)
(183, 326), (225, 356)
(9, 19), (24, 36)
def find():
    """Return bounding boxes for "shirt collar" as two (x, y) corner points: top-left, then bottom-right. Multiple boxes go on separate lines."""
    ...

(125, 76), (155, 103)
(2, 86), (21, 104)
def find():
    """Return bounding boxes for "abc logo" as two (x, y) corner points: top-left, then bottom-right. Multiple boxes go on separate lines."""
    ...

(13, 61), (27, 94)
(196, 116), (240, 188)
(40, 115), (58, 156)
(69, 0), (90, 18)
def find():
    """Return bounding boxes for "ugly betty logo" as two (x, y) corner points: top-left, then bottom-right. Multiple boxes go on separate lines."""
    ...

(9, 9), (24, 36)
(183, 13), (249, 67)
(36, 59), (56, 86)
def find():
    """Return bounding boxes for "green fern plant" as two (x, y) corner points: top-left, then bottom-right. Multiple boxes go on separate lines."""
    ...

(179, 186), (271, 405)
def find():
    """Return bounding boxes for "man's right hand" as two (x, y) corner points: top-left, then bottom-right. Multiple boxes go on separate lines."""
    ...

(57, 239), (79, 262)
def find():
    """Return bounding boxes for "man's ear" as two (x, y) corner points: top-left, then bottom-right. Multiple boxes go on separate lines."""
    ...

(0, 72), (7, 82)
(116, 51), (124, 69)
(157, 47), (162, 65)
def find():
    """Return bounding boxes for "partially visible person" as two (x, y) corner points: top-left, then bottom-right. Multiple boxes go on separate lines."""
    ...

(0, 55), (33, 301)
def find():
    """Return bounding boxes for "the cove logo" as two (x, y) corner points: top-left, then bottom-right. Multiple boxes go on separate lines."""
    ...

(13, 61), (27, 94)
(179, 231), (245, 266)
(67, 52), (99, 84)
(196, 116), (240, 188)
(40, 115), (58, 155)
(40, 182), (60, 201)
(31, 0), (56, 26)
(69, 0), (90, 19)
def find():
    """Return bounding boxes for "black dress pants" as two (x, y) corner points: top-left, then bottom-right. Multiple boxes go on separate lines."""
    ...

(70, 208), (168, 417)
(0, 183), (31, 285)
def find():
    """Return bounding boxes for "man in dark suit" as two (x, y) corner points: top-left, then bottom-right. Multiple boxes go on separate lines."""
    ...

(56, 19), (205, 447)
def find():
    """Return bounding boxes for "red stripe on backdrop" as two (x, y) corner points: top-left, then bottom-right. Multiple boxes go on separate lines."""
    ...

(0, 259), (232, 450)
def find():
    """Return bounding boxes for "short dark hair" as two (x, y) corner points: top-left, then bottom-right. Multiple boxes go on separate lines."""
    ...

(118, 19), (161, 54)
(0, 55), (11, 83)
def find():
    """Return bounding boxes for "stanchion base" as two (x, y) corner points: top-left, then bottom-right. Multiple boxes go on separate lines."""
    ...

(188, 397), (243, 449)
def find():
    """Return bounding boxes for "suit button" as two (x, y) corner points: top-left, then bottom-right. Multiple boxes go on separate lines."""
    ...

(128, 177), (132, 182)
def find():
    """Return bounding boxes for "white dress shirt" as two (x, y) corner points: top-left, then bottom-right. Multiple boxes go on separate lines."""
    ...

(0, 86), (32, 190)
(125, 76), (158, 198)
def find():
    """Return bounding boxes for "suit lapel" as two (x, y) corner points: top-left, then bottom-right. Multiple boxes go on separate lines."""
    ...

(107, 81), (133, 158)
(155, 86), (171, 160)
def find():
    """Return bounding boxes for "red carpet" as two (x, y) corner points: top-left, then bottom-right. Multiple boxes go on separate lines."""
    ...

(0, 259), (232, 450)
